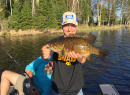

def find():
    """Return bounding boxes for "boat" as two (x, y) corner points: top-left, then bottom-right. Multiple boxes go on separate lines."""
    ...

(8, 84), (120, 95)
(8, 85), (18, 95)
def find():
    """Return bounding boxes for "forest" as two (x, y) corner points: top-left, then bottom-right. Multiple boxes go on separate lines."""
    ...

(0, 0), (129, 32)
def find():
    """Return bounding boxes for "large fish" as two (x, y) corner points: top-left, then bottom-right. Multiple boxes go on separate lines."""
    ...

(48, 34), (109, 60)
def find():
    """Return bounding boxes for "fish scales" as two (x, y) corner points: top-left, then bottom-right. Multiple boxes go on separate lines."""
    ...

(49, 37), (101, 58)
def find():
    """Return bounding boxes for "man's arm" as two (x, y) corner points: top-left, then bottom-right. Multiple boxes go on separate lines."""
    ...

(26, 70), (33, 81)
(40, 44), (54, 60)
(25, 70), (41, 95)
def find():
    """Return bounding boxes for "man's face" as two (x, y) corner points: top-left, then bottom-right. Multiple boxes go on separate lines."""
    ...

(62, 23), (78, 37)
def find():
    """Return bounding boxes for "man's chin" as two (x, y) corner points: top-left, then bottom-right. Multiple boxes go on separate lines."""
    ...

(64, 32), (75, 37)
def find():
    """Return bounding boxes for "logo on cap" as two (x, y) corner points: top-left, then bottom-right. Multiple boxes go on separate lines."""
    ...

(65, 15), (74, 20)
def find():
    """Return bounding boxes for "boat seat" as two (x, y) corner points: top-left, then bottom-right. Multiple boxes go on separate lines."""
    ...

(99, 84), (120, 95)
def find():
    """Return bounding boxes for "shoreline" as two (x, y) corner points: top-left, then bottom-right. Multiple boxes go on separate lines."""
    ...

(0, 25), (129, 37)
(78, 25), (129, 32)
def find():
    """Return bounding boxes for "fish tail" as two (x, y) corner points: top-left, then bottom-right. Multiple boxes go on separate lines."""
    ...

(98, 49), (109, 61)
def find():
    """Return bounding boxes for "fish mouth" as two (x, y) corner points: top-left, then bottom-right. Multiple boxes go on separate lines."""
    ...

(48, 43), (51, 48)
(48, 43), (53, 49)
(48, 43), (64, 53)
(48, 43), (57, 51)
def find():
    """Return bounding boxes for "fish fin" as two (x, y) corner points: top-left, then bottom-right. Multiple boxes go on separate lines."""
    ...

(98, 49), (109, 61)
(61, 48), (69, 56)
(58, 50), (68, 56)
(68, 34), (96, 44)
(58, 51), (62, 55)
(83, 34), (96, 44)
(58, 44), (65, 55)
(85, 54), (91, 58)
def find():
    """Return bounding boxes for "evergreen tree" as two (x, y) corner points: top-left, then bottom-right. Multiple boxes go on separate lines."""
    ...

(0, 0), (12, 18)
(45, 0), (56, 28)
(32, 0), (45, 30)
(9, 0), (33, 30)
(53, 0), (67, 28)
(101, 6), (107, 25)
(9, 0), (22, 30)
(81, 0), (92, 26)
(0, 0), (6, 20)
(20, 0), (32, 30)
(111, 0), (117, 25)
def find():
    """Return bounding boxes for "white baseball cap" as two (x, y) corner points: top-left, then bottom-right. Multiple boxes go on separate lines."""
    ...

(62, 11), (78, 26)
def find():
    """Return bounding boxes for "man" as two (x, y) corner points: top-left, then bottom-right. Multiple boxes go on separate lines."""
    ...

(41, 11), (91, 95)
(0, 57), (53, 95)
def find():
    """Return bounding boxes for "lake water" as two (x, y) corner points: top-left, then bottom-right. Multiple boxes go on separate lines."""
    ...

(0, 28), (130, 95)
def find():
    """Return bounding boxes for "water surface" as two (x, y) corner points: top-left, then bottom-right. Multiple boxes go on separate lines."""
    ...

(0, 29), (130, 95)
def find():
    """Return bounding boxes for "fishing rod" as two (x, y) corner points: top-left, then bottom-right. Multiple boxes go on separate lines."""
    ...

(0, 46), (21, 66)
(0, 45), (36, 88)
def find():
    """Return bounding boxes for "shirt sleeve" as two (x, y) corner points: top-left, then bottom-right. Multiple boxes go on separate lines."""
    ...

(25, 56), (53, 75)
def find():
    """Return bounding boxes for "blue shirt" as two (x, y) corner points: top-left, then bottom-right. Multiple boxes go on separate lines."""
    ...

(25, 56), (53, 95)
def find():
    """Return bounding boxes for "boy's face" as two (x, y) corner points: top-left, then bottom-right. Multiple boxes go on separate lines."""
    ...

(62, 23), (78, 37)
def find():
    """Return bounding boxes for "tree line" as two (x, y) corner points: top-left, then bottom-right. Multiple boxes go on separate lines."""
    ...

(0, 0), (129, 32)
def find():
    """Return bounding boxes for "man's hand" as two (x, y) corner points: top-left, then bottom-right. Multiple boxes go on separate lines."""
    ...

(40, 44), (53, 60)
(48, 61), (53, 71)
(25, 70), (33, 83)
(67, 51), (86, 64)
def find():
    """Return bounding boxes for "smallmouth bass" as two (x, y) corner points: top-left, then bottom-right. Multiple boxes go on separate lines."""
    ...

(48, 35), (109, 60)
